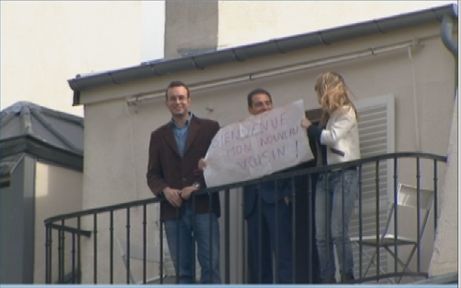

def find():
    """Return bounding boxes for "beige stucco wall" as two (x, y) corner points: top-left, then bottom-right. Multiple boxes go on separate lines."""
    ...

(34, 162), (83, 283)
(76, 22), (456, 282)
(429, 95), (458, 275)
(0, 1), (143, 116)
(217, 1), (456, 49)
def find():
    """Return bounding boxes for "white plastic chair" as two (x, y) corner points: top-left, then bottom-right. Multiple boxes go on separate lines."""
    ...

(351, 183), (434, 282)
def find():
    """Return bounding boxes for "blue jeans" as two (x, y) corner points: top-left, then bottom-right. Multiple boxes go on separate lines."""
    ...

(164, 203), (221, 283)
(315, 169), (358, 282)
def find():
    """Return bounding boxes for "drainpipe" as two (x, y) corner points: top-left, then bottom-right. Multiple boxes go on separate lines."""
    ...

(441, 15), (458, 57)
(440, 14), (458, 88)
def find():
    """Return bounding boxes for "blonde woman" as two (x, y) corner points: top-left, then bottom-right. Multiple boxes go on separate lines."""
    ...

(302, 71), (360, 283)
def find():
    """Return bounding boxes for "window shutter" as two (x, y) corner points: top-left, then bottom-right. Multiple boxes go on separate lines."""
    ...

(350, 95), (395, 279)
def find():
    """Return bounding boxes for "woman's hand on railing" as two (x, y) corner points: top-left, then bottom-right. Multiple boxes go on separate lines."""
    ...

(162, 187), (183, 207)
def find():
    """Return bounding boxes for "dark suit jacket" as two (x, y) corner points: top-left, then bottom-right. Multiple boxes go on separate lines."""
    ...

(243, 128), (316, 219)
(146, 115), (220, 220)
(243, 177), (292, 218)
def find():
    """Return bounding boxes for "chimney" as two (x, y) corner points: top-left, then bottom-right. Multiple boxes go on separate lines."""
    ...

(164, 0), (218, 59)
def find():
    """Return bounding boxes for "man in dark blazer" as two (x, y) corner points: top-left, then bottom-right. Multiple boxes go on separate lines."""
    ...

(243, 88), (293, 283)
(146, 81), (220, 283)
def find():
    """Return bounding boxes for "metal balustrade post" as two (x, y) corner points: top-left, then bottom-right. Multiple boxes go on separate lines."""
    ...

(433, 160), (438, 234)
(93, 214), (98, 284)
(341, 171), (345, 283)
(323, 171), (329, 282)
(77, 216), (81, 283)
(358, 165), (363, 279)
(191, 195), (196, 283)
(208, 191), (213, 284)
(174, 204), (180, 284)
(58, 220), (65, 283)
(257, 183), (262, 283)
(375, 160), (380, 281)
(393, 157), (399, 275)
(159, 214), (164, 284)
(142, 203), (147, 284)
(72, 233), (76, 283)
(241, 187), (247, 283)
(45, 223), (52, 283)
(126, 207), (131, 284)
(109, 211), (114, 284)
(274, 180), (279, 283)
(291, 176), (296, 284)
(307, 174), (313, 283)
(225, 189), (230, 284)
(416, 157), (421, 273)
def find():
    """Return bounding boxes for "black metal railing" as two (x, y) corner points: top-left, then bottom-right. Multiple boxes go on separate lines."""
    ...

(44, 152), (447, 284)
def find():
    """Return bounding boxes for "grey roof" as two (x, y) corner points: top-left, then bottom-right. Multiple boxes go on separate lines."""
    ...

(68, 4), (457, 104)
(0, 102), (83, 171)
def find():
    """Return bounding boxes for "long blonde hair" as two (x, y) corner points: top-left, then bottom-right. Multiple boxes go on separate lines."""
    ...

(315, 71), (357, 126)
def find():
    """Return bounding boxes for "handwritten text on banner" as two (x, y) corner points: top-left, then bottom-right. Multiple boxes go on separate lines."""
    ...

(204, 99), (313, 187)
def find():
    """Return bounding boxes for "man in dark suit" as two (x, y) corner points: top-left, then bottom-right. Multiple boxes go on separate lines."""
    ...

(146, 81), (221, 283)
(244, 88), (293, 283)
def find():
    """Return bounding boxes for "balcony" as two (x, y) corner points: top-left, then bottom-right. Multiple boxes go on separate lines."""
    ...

(44, 152), (446, 284)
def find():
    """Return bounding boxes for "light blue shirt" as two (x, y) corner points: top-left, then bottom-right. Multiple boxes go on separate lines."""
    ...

(171, 113), (192, 157)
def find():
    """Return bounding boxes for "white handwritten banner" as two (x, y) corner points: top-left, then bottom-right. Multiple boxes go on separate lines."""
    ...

(204, 99), (313, 187)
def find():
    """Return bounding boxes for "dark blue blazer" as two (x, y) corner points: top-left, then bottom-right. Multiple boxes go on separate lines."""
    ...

(243, 176), (292, 218)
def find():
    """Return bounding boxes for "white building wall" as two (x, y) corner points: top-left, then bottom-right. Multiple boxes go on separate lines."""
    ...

(1, 1), (144, 116)
(217, 1), (456, 49)
(34, 162), (83, 283)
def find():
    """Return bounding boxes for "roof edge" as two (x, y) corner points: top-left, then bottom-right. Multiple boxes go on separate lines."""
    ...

(0, 135), (83, 172)
(68, 4), (458, 104)
(1, 101), (83, 125)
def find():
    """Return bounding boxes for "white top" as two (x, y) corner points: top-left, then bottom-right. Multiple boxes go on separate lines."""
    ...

(320, 105), (361, 164)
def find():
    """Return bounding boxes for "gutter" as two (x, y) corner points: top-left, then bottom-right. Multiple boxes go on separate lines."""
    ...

(440, 8), (458, 89)
(441, 14), (458, 57)
(68, 4), (458, 105)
